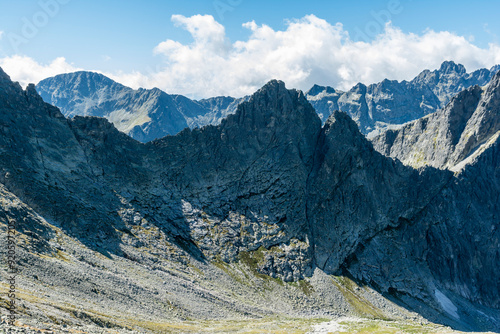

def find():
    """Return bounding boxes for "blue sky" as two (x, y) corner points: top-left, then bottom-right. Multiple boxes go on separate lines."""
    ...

(1, 0), (499, 98)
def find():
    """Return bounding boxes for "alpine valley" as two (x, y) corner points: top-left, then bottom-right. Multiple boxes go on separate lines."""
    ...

(0, 61), (499, 333)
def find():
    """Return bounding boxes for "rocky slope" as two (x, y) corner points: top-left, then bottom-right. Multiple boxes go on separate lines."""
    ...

(36, 71), (247, 142)
(1, 67), (499, 332)
(307, 61), (500, 135)
(371, 71), (500, 171)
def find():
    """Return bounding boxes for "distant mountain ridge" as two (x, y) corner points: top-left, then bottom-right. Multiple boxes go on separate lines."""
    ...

(36, 71), (247, 142)
(307, 61), (500, 135)
(36, 61), (499, 142)
(371, 70), (500, 171)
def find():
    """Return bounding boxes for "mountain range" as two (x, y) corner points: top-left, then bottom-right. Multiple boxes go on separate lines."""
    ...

(36, 61), (500, 143)
(36, 71), (247, 142)
(372, 74), (500, 171)
(1, 64), (499, 333)
(307, 61), (500, 136)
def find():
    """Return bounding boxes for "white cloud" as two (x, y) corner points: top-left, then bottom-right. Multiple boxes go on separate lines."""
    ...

(138, 14), (500, 98)
(163, 14), (228, 53)
(0, 55), (81, 87)
(0, 31), (3, 39)
(1, 15), (500, 99)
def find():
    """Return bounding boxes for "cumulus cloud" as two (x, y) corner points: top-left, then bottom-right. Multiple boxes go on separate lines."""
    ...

(0, 55), (81, 87)
(1, 15), (500, 98)
(142, 14), (500, 98)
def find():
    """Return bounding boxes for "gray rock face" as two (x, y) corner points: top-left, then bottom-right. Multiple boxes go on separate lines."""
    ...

(348, 134), (500, 328)
(1, 66), (500, 331)
(36, 71), (246, 142)
(306, 111), (448, 274)
(371, 71), (500, 171)
(195, 95), (250, 129)
(357, 72), (500, 322)
(147, 80), (322, 281)
(306, 61), (499, 135)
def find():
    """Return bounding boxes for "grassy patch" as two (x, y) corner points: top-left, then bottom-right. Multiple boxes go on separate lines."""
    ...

(69, 309), (124, 329)
(336, 318), (446, 334)
(287, 279), (315, 296)
(212, 258), (249, 286)
(238, 246), (265, 271)
(56, 250), (71, 262)
(298, 279), (314, 296)
(128, 317), (329, 333)
(331, 276), (389, 320)
(187, 263), (204, 277)
(238, 247), (284, 286)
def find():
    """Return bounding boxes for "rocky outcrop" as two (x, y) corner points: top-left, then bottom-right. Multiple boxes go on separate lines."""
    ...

(146, 80), (322, 280)
(307, 111), (449, 274)
(1, 66), (500, 331)
(307, 61), (499, 135)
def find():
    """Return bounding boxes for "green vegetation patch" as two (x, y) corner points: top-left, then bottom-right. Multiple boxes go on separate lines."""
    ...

(238, 247), (284, 286)
(337, 318), (447, 334)
(331, 276), (389, 320)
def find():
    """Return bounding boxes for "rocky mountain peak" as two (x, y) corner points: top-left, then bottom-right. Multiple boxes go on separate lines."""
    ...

(324, 110), (362, 136)
(450, 70), (500, 164)
(477, 70), (500, 114)
(308, 61), (498, 134)
(42, 70), (127, 92)
(224, 80), (321, 161)
(37, 61), (499, 141)
(0, 66), (23, 98)
(0, 67), (52, 113)
(249, 79), (291, 107)
(318, 110), (373, 160)
(25, 83), (45, 104)
(352, 82), (367, 94)
(306, 84), (337, 97)
(439, 60), (467, 75)
(233, 79), (319, 126)
(36, 71), (247, 142)
(0, 66), (11, 83)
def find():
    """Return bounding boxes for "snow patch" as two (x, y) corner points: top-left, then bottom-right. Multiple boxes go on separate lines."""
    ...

(434, 289), (459, 319)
